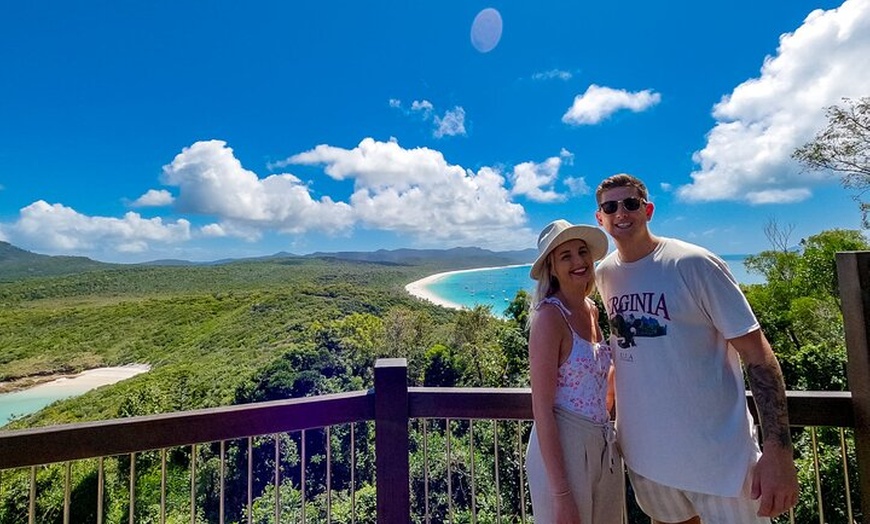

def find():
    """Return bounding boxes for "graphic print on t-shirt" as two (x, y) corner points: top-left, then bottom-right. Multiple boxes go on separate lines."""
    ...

(606, 291), (669, 349)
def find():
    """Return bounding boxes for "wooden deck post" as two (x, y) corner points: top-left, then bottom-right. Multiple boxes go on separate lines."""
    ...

(374, 358), (411, 523)
(836, 251), (870, 522)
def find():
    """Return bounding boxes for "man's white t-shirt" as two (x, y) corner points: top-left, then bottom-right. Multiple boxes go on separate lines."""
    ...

(595, 237), (762, 497)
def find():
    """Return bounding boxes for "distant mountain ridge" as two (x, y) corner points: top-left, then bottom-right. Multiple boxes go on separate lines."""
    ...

(0, 241), (537, 281)
(304, 247), (536, 266)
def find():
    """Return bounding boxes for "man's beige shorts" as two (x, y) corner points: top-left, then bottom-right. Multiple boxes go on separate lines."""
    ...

(628, 467), (770, 524)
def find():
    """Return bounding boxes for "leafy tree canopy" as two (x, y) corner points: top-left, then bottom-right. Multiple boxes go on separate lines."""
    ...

(743, 226), (868, 390)
(793, 96), (870, 226)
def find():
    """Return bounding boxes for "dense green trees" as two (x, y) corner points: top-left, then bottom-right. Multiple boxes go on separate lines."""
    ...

(744, 228), (868, 390)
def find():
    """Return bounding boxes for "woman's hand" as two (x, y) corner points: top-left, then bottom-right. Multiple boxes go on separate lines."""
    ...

(553, 491), (582, 523)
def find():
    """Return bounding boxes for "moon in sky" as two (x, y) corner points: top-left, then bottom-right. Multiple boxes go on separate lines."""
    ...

(470, 8), (503, 53)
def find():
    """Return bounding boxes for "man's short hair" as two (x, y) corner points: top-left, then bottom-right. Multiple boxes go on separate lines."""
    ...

(596, 173), (649, 203)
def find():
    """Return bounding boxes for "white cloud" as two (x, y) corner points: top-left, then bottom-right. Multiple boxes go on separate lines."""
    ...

(745, 188), (813, 205)
(564, 177), (591, 196)
(510, 156), (567, 203)
(533, 69), (572, 81)
(411, 99), (434, 118)
(678, 0), (870, 203)
(2, 200), (191, 254)
(132, 189), (174, 207)
(391, 99), (469, 138)
(287, 138), (529, 247)
(161, 140), (354, 237)
(200, 223), (226, 237)
(290, 138), (451, 187)
(514, 149), (590, 198)
(434, 107), (467, 138)
(1, 138), (544, 259)
(562, 84), (661, 125)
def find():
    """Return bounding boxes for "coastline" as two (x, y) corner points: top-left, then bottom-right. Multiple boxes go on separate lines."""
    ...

(0, 364), (151, 394)
(406, 255), (761, 313)
(0, 364), (153, 424)
(404, 264), (530, 311)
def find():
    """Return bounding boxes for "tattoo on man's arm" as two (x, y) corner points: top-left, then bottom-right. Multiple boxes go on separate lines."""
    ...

(746, 361), (793, 449)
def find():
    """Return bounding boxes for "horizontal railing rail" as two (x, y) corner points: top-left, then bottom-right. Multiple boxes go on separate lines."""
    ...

(0, 365), (865, 523)
(1, 372), (862, 523)
(0, 390), (373, 470)
(409, 387), (856, 426)
(0, 388), (854, 471)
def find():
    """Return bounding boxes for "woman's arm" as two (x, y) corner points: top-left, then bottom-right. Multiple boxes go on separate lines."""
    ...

(529, 306), (576, 509)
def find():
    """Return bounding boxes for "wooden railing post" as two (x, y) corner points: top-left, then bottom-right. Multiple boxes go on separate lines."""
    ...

(374, 358), (411, 523)
(836, 251), (870, 522)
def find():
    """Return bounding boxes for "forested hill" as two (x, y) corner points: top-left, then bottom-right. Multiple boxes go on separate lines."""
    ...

(303, 246), (536, 267)
(145, 246), (537, 270)
(0, 241), (118, 280)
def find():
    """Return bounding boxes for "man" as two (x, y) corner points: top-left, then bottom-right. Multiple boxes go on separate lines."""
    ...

(593, 174), (798, 523)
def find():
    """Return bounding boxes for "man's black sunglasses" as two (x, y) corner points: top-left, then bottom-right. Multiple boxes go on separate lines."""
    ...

(599, 197), (645, 215)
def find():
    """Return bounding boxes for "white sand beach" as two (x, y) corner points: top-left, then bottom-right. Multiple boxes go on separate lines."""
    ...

(405, 271), (465, 310)
(33, 364), (152, 394)
(404, 264), (530, 311)
(0, 364), (152, 424)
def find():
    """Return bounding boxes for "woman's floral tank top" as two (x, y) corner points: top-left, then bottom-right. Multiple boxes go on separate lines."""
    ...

(538, 296), (613, 424)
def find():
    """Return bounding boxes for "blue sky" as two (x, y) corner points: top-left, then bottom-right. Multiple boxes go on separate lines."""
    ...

(1, 0), (868, 263)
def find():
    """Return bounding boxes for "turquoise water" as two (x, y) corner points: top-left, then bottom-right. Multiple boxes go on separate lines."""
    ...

(0, 383), (91, 425)
(0, 366), (150, 426)
(423, 255), (763, 318)
(425, 265), (535, 318)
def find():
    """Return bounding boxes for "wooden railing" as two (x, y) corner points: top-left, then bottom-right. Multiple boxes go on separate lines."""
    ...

(0, 251), (867, 522)
(0, 362), (862, 522)
(837, 250), (870, 521)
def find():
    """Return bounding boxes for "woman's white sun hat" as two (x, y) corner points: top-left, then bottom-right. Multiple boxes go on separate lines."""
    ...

(529, 219), (609, 280)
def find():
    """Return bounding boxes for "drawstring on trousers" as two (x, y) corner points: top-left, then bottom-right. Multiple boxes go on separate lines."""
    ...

(604, 420), (617, 473)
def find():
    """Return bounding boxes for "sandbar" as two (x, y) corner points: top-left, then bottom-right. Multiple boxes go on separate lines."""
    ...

(32, 364), (152, 393)
(0, 364), (151, 395)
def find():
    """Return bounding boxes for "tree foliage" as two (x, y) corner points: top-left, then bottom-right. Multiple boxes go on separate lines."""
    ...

(744, 227), (867, 391)
(793, 96), (870, 226)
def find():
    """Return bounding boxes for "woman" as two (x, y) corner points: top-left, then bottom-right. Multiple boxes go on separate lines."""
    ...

(525, 219), (624, 523)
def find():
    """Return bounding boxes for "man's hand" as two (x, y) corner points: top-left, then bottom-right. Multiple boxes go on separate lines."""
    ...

(751, 443), (799, 517)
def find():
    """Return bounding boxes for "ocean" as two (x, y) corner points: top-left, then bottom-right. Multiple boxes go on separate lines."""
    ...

(422, 254), (762, 318)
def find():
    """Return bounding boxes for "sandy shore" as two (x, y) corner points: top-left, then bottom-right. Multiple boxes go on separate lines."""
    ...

(404, 264), (530, 311)
(0, 364), (151, 394)
(38, 365), (151, 391)
(0, 364), (152, 425)
(405, 271), (466, 310)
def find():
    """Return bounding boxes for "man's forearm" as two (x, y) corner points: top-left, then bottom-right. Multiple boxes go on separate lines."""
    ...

(746, 359), (793, 449)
